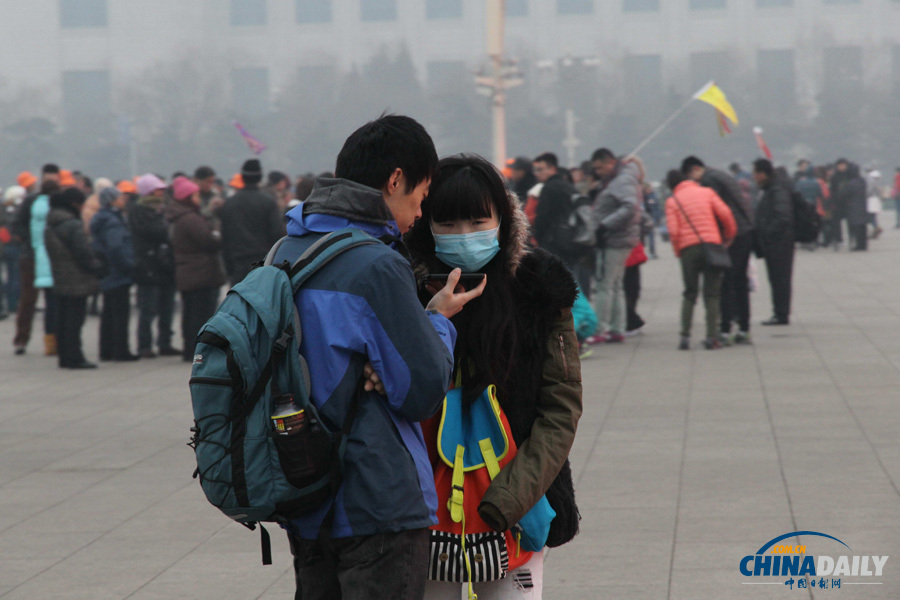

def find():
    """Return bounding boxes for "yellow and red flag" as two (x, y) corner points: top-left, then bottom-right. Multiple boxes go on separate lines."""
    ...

(694, 81), (738, 135)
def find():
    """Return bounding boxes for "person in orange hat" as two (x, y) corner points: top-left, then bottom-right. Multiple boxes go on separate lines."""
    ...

(116, 180), (137, 194)
(228, 173), (244, 190)
(59, 170), (76, 188)
(17, 172), (37, 194)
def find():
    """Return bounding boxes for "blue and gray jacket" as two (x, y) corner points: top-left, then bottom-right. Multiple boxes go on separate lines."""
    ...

(283, 178), (456, 540)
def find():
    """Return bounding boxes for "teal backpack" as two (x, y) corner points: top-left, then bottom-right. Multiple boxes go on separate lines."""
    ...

(188, 228), (378, 563)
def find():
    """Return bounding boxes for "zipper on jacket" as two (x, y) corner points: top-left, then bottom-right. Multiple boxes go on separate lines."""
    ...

(558, 334), (568, 375)
(189, 376), (238, 388)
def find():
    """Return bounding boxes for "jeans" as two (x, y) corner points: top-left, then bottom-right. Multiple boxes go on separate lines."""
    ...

(57, 295), (87, 367)
(14, 256), (57, 348)
(137, 283), (175, 351)
(288, 528), (430, 600)
(180, 287), (219, 360)
(2, 242), (22, 312)
(591, 247), (630, 335)
(100, 285), (132, 359)
(720, 232), (753, 334)
(679, 244), (724, 339)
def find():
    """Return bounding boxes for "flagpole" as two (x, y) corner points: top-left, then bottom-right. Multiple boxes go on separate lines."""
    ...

(627, 96), (695, 158)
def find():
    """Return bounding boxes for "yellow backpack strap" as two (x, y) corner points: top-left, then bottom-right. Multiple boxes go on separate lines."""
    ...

(479, 438), (501, 481)
(448, 444), (465, 524)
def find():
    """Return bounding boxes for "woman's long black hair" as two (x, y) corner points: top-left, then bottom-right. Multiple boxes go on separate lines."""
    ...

(405, 154), (519, 403)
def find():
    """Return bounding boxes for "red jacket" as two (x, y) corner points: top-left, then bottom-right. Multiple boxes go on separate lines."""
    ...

(665, 180), (737, 257)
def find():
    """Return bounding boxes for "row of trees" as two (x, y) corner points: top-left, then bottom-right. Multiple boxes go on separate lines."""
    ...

(1, 45), (898, 186)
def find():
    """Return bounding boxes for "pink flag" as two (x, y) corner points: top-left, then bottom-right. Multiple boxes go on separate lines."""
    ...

(234, 121), (267, 155)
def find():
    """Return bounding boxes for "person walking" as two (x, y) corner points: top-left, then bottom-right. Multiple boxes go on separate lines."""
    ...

(91, 187), (137, 361)
(166, 176), (225, 362)
(44, 188), (104, 369)
(753, 159), (795, 325)
(218, 159), (284, 286)
(664, 171), (737, 350)
(404, 154), (582, 599)
(129, 184), (179, 358)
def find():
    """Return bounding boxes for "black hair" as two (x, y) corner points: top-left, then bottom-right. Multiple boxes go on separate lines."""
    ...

(267, 170), (288, 186)
(50, 187), (86, 216)
(729, 162), (740, 173)
(753, 158), (774, 177)
(680, 155), (705, 175)
(666, 169), (685, 191)
(42, 163), (60, 174)
(81, 175), (93, 191)
(591, 147), (615, 162)
(405, 154), (518, 403)
(194, 166), (215, 180)
(295, 173), (316, 202)
(533, 152), (558, 169)
(335, 114), (437, 193)
(171, 171), (187, 181)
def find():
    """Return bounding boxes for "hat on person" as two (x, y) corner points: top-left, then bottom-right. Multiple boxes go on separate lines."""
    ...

(172, 176), (200, 201)
(136, 173), (167, 197)
(3, 185), (26, 204)
(17, 171), (37, 189)
(59, 170), (76, 187)
(94, 177), (113, 191)
(117, 180), (137, 194)
(229, 173), (244, 189)
(240, 159), (262, 185)
(99, 186), (120, 209)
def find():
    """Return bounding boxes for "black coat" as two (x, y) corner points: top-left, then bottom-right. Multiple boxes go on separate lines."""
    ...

(756, 177), (794, 247)
(533, 174), (579, 261)
(44, 207), (103, 297)
(129, 201), (175, 286)
(218, 185), (283, 278)
(839, 174), (868, 227)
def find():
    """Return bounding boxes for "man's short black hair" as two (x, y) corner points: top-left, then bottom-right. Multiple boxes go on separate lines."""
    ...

(753, 158), (774, 177)
(729, 162), (741, 173)
(533, 152), (558, 169)
(591, 148), (615, 162)
(680, 156), (705, 175)
(42, 163), (60, 174)
(171, 171), (187, 180)
(335, 114), (437, 193)
(666, 169), (685, 191)
(194, 166), (216, 180)
(267, 170), (288, 186)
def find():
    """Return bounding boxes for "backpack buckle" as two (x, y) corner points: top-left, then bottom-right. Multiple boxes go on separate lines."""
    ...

(273, 329), (293, 354)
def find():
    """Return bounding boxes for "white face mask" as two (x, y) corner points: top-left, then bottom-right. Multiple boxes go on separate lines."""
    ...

(431, 225), (501, 272)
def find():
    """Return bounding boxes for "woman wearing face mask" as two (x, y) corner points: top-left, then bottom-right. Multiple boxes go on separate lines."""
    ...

(405, 155), (583, 600)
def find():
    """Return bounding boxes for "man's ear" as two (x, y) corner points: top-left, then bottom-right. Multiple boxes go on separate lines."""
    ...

(383, 168), (404, 196)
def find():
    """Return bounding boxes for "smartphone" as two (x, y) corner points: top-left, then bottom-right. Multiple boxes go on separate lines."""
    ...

(425, 273), (485, 291)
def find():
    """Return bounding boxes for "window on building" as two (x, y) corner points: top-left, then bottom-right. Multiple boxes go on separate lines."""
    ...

(623, 0), (659, 11)
(756, 0), (792, 6)
(427, 60), (467, 90)
(232, 68), (270, 117)
(59, 0), (107, 28)
(758, 49), (795, 108)
(690, 51), (732, 93)
(296, 0), (331, 23)
(557, 0), (593, 15)
(623, 55), (662, 111)
(507, 0), (528, 16)
(62, 70), (111, 130)
(361, 0), (397, 21)
(689, 0), (726, 8)
(427, 0), (462, 19)
(230, 0), (267, 26)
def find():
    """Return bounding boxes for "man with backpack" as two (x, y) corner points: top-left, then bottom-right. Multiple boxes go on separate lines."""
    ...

(276, 116), (484, 598)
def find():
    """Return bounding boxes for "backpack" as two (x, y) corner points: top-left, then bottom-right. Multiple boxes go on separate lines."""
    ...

(791, 190), (822, 243)
(188, 228), (378, 564)
(555, 193), (595, 256)
(427, 384), (556, 597)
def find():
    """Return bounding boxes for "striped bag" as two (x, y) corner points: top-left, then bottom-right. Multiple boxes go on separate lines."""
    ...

(428, 530), (508, 583)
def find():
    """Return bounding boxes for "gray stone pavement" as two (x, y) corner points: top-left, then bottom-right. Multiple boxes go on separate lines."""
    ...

(2, 231), (900, 599)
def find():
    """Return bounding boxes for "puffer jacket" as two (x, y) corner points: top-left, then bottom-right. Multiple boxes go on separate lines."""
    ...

(44, 207), (102, 297)
(592, 157), (642, 249)
(665, 180), (738, 257)
(30, 194), (54, 288)
(166, 200), (226, 292)
(281, 178), (457, 540)
(90, 207), (135, 291)
(755, 175), (795, 247)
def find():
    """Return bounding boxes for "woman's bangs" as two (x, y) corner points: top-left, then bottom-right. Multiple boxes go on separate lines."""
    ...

(428, 169), (495, 223)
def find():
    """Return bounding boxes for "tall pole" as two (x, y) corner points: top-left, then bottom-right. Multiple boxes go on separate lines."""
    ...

(486, 0), (505, 169)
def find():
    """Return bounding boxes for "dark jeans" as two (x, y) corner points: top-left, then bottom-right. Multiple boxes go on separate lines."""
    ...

(572, 252), (595, 301)
(851, 223), (868, 250)
(14, 256), (57, 347)
(720, 232), (752, 334)
(100, 285), (132, 359)
(137, 283), (175, 351)
(288, 528), (430, 600)
(57, 295), (87, 367)
(762, 238), (795, 321)
(181, 287), (219, 360)
(2, 242), (22, 313)
(679, 244), (724, 339)
(624, 264), (644, 332)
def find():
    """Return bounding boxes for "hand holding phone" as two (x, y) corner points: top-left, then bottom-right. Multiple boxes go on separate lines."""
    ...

(425, 268), (487, 319)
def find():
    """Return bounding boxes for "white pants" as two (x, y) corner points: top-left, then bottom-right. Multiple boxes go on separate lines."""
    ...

(424, 551), (544, 600)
